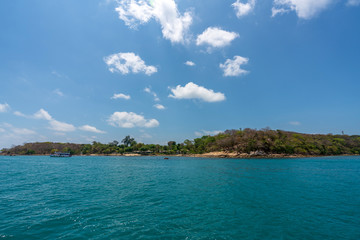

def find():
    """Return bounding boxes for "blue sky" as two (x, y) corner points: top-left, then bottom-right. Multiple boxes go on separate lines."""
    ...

(1, 0), (360, 148)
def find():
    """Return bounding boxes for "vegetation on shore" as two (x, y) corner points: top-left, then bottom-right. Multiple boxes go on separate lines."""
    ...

(1, 128), (360, 157)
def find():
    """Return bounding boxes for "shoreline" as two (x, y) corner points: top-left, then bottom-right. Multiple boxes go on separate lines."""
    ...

(1, 152), (359, 159)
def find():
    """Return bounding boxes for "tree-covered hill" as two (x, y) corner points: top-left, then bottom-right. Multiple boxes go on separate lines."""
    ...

(1, 128), (360, 156)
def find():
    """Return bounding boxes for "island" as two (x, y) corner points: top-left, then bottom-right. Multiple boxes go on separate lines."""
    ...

(1, 128), (360, 158)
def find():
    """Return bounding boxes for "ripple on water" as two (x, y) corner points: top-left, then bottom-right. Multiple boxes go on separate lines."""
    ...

(0, 156), (360, 239)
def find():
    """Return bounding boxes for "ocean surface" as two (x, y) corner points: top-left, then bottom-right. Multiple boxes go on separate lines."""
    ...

(0, 156), (359, 240)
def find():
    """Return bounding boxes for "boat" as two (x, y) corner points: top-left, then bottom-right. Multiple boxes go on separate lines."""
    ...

(50, 152), (72, 157)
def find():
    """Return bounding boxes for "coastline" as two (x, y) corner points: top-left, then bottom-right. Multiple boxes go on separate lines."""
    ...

(3, 152), (358, 159)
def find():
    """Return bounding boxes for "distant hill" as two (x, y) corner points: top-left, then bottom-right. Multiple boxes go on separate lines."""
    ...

(1, 142), (84, 155)
(1, 128), (360, 156)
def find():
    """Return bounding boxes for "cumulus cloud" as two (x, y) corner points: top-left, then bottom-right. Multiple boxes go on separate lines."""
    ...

(220, 56), (249, 77)
(115, 0), (192, 44)
(108, 111), (159, 128)
(185, 61), (195, 66)
(347, 0), (360, 6)
(116, 0), (153, 25)
(195, 130), (223, 137)
(0, 103), (10, 113)
(196, 27), (239, 49)
(49, 120), (76, 132)
(272, 0), (334, 19)
(79, 125), (106, 134)
(33, 109), (53, 121)
(144, 87), (160, 101)
(168, 82), (226, 103)
(32, 109), (75, 132)
(154, 104), (165, 110)
(104, 52), (157, 75)
(111, 93), (131, 100)
(232, 0), (256, 17)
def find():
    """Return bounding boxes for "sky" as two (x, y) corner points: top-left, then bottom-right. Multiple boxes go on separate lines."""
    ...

(0, 0), (360, 148)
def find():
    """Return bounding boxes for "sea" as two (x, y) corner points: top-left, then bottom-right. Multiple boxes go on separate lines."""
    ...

(0, 156), (359, 239)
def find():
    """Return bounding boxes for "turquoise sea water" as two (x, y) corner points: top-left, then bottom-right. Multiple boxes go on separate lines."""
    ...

(0, 156), (359, 239)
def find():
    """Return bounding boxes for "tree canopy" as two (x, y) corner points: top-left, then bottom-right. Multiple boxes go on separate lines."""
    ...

(2, 129), (360, 156)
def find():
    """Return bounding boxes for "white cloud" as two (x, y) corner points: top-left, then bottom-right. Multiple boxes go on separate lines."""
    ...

(154, 104), (165, 110)
(49, 120), (76, 132)
(32, 109), (75, 132)
(1, 123), (12, 128)
(272, 0), (334, 19)
(289, 121), (301, 126)
(111, 93), (131, 100)
(0, 123), (36, 135)
(195, 130), (223, 137)
(232, 0), (256, 17)
(14, 111), (27, 117)
(0, 129), (48, 149)
(0, 103), (10, 113)
(144, 87), (160, 101)
(53, 89), (64, 97)
(220, 56), (249, 77)
(16, 108), (102, 134)
(33, 109), (53, 121)
(347, 0), (360, 6)
(115, 0), (192, 44)
(116, 0), (153, 25)
(271, 7), (290, 17)
(185, 61), (195, 66)
(169, 82), (226, 103)
(104, 52), (157, 75)
(196, 27), (239, 48)
(108, 111), (159, 128)
(84, 135), (97, 142)
(51, 71), (62, 78)
(51, 71), (70, 80)
(79, 125), (106, 134)
(0, 123), (39, 148)
(140, 133), (152, 139)
(11, 127), (37, 135)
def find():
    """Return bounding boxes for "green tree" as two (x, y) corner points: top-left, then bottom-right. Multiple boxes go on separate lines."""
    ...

(26, 149), (35, 155)
(109, 140), (119, 146)
(121, 136), (135, 147)
(167, 141), (176, 150)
